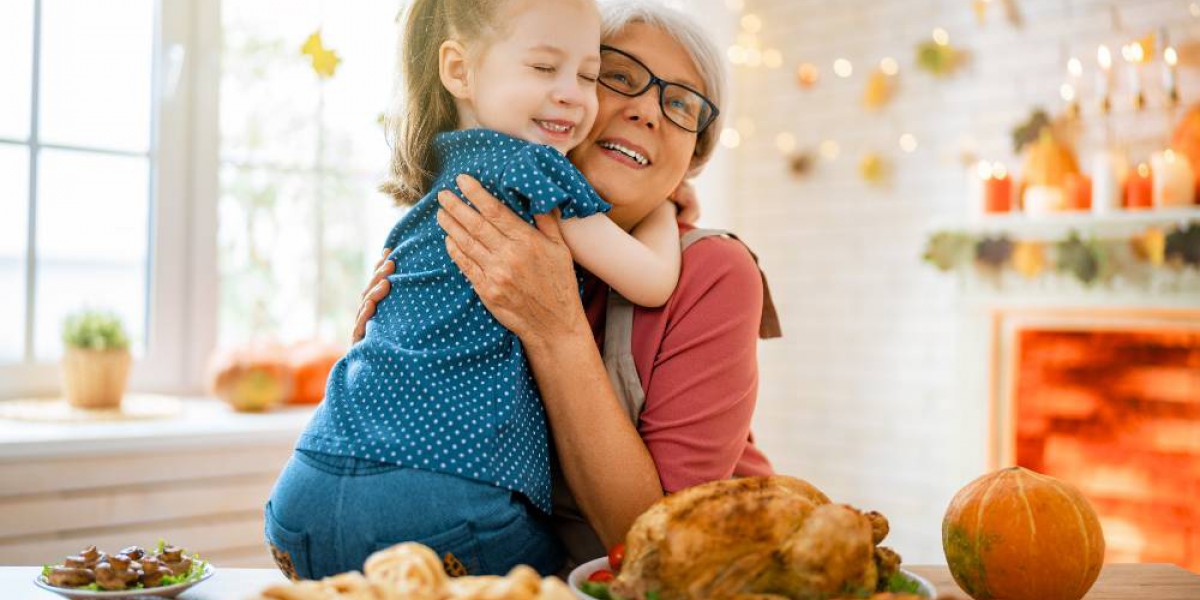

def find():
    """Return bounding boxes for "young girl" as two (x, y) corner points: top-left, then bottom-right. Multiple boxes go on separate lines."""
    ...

(267, 0), (680, 580)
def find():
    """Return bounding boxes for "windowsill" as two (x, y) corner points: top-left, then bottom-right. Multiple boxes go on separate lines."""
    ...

(0, 397), (313, 460)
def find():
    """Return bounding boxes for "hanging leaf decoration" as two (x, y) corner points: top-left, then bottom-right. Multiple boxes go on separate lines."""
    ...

(788, 151), (816, 178)
(922, 222), (1198, 286)
(863, 69), (894, 110)
(916, 40), (964, 77)
(796, 62), (820, 89)
(859, 152), (889, 185)
(302, 31), (342, 79)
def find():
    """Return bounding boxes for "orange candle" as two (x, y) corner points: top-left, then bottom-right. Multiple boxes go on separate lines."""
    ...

(984, 166), (1013, 213)
(1126, 163), (1153, 209)
(1063, 173), (1092, 210)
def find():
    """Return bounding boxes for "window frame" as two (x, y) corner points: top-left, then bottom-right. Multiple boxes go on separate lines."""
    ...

(0, 0), (221, 399)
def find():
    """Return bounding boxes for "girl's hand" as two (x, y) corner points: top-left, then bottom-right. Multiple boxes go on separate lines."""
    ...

(668, 179), (700, 224)
(435, 174), (588, 348)
(351, 248), (395, 343)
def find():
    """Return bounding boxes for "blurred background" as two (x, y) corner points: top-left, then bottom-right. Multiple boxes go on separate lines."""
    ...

(1, 0), (1197, 573)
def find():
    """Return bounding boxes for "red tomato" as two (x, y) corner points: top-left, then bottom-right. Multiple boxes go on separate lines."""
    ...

(587, 569), (615, 583)
(608, 543), (626, 572)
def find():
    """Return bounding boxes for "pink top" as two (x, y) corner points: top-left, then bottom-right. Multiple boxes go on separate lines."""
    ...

(581, 224), (775, 493)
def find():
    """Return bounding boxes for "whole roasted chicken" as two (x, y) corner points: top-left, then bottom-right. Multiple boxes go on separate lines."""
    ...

(610, 476), (901, 600)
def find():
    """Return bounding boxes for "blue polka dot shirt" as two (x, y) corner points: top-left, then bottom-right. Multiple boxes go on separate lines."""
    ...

(297, 129), (611, 513)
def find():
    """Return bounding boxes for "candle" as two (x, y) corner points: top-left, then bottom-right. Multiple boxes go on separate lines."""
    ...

(968, 161), (987, 219)
(985, 163), (1013, 213)
(1164, 46), (1179, 107)
(1096, 45), (1113, 113)
(1024, 185), (1066, 217)
(1063, 173), (1092, 211)
(1091, 148), (1128, 214)
(1121, 42), (1145, 110)
(1151, 150), (1196, 208)
(1065, 57), (1082, 118)
(1126, 163), (1153, 209)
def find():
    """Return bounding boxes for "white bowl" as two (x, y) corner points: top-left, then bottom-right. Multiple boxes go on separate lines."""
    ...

(568, 556), (937, 599)
(33, 563), (215, 600)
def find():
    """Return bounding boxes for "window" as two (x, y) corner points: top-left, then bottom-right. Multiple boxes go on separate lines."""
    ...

(217, 0), (401, 348)
(1, 0), (156, 364)
(1, 0), (210, 399)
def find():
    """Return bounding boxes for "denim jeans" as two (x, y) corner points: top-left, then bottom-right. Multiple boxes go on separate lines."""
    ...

(264, 450), (565, 580)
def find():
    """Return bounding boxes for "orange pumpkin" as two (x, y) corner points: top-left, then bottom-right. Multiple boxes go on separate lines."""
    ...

(1020, 130), (1080, 208)
(286, 340), (344, 405)
(943, 467), (1104, 600)
(207, 343), (292, 412)
(1171, 104), (1200, 200)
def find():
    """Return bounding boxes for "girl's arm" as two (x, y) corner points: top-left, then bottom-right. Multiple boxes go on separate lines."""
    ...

(558, 201), (680, 307)
(433, 176), (664, 547)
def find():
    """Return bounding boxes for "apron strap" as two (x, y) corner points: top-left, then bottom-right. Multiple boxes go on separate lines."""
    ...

(680, 229), (782, 339)
(603, 289), (648, 421)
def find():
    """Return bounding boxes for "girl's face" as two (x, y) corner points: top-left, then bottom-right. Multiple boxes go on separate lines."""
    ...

(452, 0), (601, 154)
(569, 23), (704, 231)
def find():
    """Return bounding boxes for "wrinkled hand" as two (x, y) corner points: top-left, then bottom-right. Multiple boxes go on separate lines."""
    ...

(351, 248), (395, 343)
(669, 179), (700, 224)
(435, 174), (587, 346)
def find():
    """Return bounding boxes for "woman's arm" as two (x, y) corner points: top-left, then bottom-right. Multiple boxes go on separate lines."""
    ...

(435, 175), (664, 547)
(558, 201), (680, 308)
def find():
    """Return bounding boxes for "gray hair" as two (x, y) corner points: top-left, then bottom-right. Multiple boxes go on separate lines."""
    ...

(599, 0), (727, 177)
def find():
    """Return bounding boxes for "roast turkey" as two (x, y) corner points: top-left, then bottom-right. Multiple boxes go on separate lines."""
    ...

(610, 476), (900, 600)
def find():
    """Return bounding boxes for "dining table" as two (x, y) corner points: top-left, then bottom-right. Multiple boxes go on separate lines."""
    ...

(3, 563), (1198, 598)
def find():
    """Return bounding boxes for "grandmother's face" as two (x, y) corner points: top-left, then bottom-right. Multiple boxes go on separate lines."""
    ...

(568, 23), (704, 231)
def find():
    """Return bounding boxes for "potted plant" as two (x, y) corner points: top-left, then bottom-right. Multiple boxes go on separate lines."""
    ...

(61, 309), (132, 410)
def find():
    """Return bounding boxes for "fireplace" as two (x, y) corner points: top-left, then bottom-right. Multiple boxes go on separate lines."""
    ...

(989, 308), (1200, 571)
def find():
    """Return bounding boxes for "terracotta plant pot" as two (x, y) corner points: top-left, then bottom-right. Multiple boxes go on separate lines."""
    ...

(61, 347), (132, 410)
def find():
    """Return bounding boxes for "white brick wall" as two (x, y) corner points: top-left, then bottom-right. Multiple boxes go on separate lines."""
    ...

(702, 0), (1200, 564)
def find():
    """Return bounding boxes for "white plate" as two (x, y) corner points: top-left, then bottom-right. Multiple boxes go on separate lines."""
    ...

(568, 556), (937, 599)
(33, 563), (215, 599)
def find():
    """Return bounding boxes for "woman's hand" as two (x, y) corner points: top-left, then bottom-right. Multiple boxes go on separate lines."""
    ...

(350, 248), (395, 343)
(435, 174), (588, 348)
(669, 179), (700, 224)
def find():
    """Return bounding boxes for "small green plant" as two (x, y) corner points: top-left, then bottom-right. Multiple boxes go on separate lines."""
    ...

(62, 309), (130, 351)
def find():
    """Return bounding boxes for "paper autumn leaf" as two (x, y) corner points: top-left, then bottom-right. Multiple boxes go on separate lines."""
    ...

(302, 31), (341, 79)
(859, 152), (888, 185)
(863, 69), (893, 110)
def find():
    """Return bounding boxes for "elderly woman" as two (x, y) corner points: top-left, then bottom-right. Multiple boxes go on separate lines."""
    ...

(353, 0), (780, 569)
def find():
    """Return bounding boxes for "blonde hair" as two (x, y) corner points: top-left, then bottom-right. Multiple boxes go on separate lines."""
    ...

(599, 0), (727, 177)
(379, 0), (511, 206)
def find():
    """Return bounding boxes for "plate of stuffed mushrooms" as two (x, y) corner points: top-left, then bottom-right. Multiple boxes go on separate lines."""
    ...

(34, 542), (212, 599)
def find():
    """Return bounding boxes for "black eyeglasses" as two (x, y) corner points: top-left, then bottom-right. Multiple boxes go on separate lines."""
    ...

(598, 45), (719, 134)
